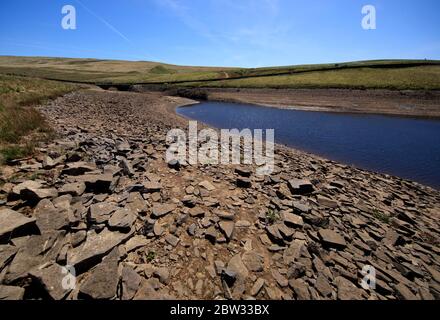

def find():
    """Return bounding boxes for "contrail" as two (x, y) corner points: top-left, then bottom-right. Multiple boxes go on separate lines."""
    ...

(75, 0), (132, 44)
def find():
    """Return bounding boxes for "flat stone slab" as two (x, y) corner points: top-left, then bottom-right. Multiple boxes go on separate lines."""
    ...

(68, 228), (133, 271)
(0, 209), (37, 241)
(318, 229), (347, 249)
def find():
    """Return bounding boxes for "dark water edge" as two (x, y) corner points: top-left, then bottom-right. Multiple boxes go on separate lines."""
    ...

(176, 101), (440, 189)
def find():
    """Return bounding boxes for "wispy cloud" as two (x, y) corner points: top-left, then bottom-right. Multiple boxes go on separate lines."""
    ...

(75, 0), (132, 44)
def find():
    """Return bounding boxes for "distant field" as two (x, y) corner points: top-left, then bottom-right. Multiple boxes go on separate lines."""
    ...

(0, 56), (440, 90)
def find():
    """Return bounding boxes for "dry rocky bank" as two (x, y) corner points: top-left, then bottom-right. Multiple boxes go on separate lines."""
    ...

(0, 89), (439, 300)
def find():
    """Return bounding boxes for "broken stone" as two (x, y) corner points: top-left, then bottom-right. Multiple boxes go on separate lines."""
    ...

(288, 179), (314, 195)
(34, 199), (70, 234)
(108, 208), (137, 231)
(283, 212), (304, 228)
(218, 221), (235, 240)
(68, 228), (133, 271)
(59, 182), (86, 197)
(79, 248), (120, 299)
(318, 229), (347, 249)
(199, 180), (216, 191)
(0, 285), (25, 300)
(30, 262), (72, 300)
(151, 203), (176, 218)
(0, 209), (37, 242)
(89, 202), (118, 224)
(121, 266), (141, 300)
(242, 251), (265, 272)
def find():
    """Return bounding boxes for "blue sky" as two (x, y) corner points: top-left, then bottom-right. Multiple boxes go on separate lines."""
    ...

(0, 0), (439, 67)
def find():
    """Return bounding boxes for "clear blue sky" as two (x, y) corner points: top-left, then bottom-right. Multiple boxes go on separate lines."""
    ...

(1, 0), (439, 67)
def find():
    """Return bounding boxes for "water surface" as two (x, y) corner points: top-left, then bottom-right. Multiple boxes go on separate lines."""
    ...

(177, 102), (440, 189)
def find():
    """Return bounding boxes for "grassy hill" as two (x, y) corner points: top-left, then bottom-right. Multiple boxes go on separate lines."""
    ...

(0, 56), (439, 90)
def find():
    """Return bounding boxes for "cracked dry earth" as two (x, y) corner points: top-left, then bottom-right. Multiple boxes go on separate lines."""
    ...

(1, 89), (440, 300)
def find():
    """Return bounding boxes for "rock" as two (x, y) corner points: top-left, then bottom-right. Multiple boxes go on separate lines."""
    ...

(121, 266), (141, 300)
(317, 195), (339, 208)
(120, 158), (134, 177)
(235, 167), (252, 177)
(394, 283), (418, 300)
(0, 245), (18, 271)
(236, 177), (252, 188)
(289, 279), (311, 300)
(153, 267), (170, 285)
(283, 212), (304, 228)
(189, 206), (205, 218)
(62, 162), (96, 176)
(242, 251), (264, 272)
(0, 285), (25, 300)
(34, 199), (70, 234)
(29, 263), (73, 300)
(4, 231), (66, 284)
(151, 203), (176, 218)
(199, 180), (216, 191)
(250, 278), (265, 296)
(266, 224), (284, 244)
(68, 228), (133, 271)
(335, 276), (363, 300)
(205, 227), (218, 243)
(218, 221), (235, 240)
(125, 236), (150, 253)
(143, 182), (162, 193)
(165, 234), (180, 247)
(59, 182), (86, 197)
(215, 211), (235, 220)
(89, 202), (118, 225)
(11, 180), (42, 197)
(271, 269), (288, 288)
(315, 274), (333, 298)
(116, 141), (131, 154)
(108, 208), (137, 231)
(13, 181), (58, 203)
(0, 209), (37, 242)
(168, 159), (181, 170)
(77, 174), (114, 194)
(226, 254), (249, 282)
(318, 229), (347, 249)
(288, 179), (314, 195)
(292, 202), (310, 214)
(79, 248), (120, 299)
(283, 240), (305, 265)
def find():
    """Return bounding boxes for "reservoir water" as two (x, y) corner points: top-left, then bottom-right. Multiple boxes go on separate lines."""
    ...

(177, 101), (440, 189)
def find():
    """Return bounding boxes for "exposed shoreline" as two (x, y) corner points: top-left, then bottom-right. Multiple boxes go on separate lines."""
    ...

(0, 89), (439, 301)
(197, 88), (440, 119)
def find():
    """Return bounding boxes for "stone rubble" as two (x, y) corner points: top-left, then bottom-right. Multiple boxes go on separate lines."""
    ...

(0, 89), (439, 300)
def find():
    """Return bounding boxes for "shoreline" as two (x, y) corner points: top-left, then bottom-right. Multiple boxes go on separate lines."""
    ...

(195, 87), (440, 119)
(1, 89), (439, 301)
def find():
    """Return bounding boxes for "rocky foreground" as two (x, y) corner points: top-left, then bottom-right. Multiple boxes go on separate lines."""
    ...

(0, 89), (439, 300)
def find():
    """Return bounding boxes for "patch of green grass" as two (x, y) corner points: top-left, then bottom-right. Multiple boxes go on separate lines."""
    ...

(266, 209), (280, 224)
(146, 251), (156, 263)
(149, 65), (176, 75)
(0, 74), (77, 162)
(373, 209), (390, 224)
(0, 144), (33, 164)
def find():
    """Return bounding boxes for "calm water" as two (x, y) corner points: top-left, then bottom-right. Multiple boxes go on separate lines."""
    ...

(177, 102), (440, 189)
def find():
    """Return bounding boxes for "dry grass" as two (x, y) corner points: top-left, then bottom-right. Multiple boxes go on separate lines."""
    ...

(0, 74), (77, 163)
